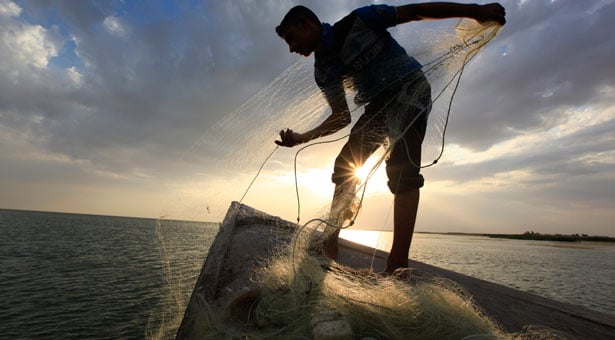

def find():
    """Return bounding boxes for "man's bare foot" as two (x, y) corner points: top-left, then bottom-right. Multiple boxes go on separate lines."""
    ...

(322, 237), (339, 260)
(379, 267), (413, 281)
(383, 257), (408, 274)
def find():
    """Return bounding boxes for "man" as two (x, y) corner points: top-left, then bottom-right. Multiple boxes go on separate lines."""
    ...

(275, 2), (505, 273)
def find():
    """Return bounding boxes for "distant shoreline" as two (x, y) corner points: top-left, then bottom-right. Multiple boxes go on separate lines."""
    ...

(416, 231), (615, 243)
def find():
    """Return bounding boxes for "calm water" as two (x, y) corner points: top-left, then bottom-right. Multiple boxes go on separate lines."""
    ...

(412, 232), (615, 315)
(1, 210), (613, 339)
(0, 209), (216, 339)
(344, 230), (615, 316)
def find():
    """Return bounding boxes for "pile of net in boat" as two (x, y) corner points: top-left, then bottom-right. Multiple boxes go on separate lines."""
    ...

(184, 226), (562, 339)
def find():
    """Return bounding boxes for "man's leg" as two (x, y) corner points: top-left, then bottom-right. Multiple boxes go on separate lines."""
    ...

(384, 188), (419, 273)
(323, 106), (386, 260)
(322, 178), (359, 259)
(383, 71), (431, 272)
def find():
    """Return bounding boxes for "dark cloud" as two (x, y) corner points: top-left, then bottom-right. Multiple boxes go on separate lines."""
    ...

(450, 0), (615, 149)
(4, 1), (612, 167)
(3, 1), (303, 176)
(430, 116), (614, 182)
(0, 0), (613, 231)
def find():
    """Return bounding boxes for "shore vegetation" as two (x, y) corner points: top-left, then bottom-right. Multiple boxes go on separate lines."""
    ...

(484, 231), (615, 243)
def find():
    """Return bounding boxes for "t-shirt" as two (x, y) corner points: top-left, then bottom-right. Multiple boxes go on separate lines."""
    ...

(314, 4), (422, 106)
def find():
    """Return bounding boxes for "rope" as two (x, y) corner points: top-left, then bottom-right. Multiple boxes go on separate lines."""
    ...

(237, 21), (500, 234)
(239, 145), (279, 203)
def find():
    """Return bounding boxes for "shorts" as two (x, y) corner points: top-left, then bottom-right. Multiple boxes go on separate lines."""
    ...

(331, 71), (432, 194)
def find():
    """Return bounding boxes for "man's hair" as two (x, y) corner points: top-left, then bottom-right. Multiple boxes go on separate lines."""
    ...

(276, 5), (320, 37)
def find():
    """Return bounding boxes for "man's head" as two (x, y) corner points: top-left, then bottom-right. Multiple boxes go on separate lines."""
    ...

(276, 6), (322, 57)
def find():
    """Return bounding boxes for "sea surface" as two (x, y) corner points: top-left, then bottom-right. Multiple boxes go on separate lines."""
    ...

(1, 209), (613, 339)
(343, 230), (615, 317)
(0, 209), (216, 339)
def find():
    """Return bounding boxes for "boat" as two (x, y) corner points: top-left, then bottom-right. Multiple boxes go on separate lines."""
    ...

(177, 201), (615, 339)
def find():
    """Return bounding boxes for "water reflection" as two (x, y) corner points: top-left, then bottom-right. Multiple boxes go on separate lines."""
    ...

(341, 230), (615, 315)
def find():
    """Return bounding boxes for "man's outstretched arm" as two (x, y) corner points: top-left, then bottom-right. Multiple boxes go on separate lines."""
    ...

(396, 2), (506, 25)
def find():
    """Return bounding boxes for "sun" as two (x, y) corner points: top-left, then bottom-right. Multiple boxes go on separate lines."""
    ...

(353, 156), (381, 184)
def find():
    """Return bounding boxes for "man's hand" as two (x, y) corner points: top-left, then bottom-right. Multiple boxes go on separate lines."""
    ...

(476, 3), (506, 25)
(275, 128), (302, 147)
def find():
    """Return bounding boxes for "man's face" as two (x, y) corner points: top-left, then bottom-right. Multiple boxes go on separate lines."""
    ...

(281, 21), (320, 57)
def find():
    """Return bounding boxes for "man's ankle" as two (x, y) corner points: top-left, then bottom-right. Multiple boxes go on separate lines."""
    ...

(384, 257), (408, 274)
(322, 236), (339, 260)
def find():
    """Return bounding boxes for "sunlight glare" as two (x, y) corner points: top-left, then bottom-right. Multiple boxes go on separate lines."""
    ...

(340, 229), (388, 249)
(354, 156), (381, 184)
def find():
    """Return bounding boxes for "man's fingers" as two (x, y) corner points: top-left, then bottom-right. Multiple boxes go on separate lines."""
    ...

(275, 128), (294, 147)
(484, 3), (506, 25)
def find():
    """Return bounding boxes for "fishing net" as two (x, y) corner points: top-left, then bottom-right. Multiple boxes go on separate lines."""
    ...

(169, 16), (568, 339)
(168, 15), (572, 339)
(177, 203), (563, 339)
(194, 18), (500, 231)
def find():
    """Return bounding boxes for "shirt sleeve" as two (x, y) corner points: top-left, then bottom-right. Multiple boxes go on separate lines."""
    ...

(354, 4), (398, 29)
(315, 74), (346, 108)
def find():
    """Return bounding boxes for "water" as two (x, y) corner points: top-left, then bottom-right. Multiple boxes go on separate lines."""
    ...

(1, 210), (613, 339)
(344, 230), (615, 316)
(413, 233), (615, 315)
(0, 209), (216, 339)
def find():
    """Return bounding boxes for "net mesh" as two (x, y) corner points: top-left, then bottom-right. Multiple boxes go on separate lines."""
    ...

(181, 221), (561, 339)
(163, 18), (566, 339)
(193, 19), (502, 227)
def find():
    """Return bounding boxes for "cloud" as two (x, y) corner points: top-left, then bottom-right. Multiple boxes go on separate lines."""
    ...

(4, 1), (305, 171)
(0, 0), (612, 234)
(449, 0), (615, 150)
(0, 13), (58, 74)
(0, 0), (20, 17)
(103, 15), (128, 37)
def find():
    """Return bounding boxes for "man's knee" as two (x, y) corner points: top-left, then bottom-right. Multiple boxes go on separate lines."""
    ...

(386, 159), (425, 194)
(387, 170), (425, 194)
(331, 151), (359, 186)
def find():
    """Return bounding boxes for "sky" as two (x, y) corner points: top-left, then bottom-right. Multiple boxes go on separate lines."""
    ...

(0, 0), (613, 236)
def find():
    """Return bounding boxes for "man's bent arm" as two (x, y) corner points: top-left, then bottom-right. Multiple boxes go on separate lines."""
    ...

(396, 2), (506, 25)
(298, 101), (351, 143)
(275, 101), (350, 147)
